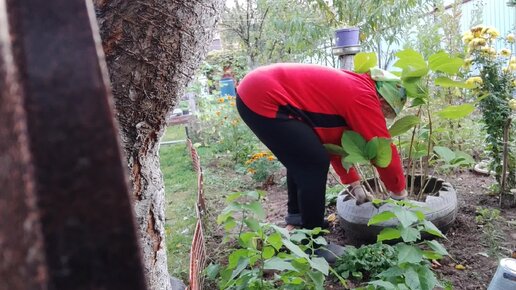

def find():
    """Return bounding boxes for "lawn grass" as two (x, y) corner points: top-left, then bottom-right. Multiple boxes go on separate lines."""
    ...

(160, 126), (255, 282)
(161, 124), (187, 142)
(160, 125), (197, 281)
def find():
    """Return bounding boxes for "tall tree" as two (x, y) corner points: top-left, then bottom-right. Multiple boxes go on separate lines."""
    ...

(220, 0), (334, 68)
(93, 1), (223, 289)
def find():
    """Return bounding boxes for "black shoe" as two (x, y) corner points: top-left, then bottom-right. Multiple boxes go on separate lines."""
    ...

(314, 243), (345, 264)
(285, 213), (330, 229)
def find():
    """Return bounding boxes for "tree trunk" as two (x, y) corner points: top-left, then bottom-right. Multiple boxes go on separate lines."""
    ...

(92, 1), (223, 289)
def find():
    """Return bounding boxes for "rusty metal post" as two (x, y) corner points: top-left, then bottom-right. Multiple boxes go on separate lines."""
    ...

(0, 0), (148, 289)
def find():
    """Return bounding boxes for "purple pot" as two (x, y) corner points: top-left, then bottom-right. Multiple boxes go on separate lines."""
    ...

(335, 27), (360, 47)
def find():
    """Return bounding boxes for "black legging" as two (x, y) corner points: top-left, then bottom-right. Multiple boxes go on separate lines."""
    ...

(236, 97), (329, 229)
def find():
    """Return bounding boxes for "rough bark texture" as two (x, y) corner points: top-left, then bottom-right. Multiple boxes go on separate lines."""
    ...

(93, 1), (223, 289)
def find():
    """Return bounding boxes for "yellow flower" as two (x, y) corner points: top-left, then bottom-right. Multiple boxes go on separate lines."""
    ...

(510, 56), (516, 64)
(465, 76), (483, 87)
(231, 120), (238, 126)
(267, 156), (275, 161)
(471, 25), (484, 37)
(513, 80), (516, 87)
(462, 31), (474, 44)
(507, 33), (515, 43)
(463, 58), (473, 69)
(500, 48), (511, 57)
(218, 97), (225, 103)
(247, 168), (256, 174)
(230, 101), (236, 107)
(486, 27), (500, 39)
(509, 63), (516, 71)
(480, 46), (491, 53)
(215, 111), (221, 116)
(509, 99), (516, 110)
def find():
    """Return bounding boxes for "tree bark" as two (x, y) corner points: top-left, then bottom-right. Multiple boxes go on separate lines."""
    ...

(92, 1), (223, 289)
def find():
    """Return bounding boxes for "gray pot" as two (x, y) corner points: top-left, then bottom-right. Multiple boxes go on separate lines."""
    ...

(337, 176), (458, 244)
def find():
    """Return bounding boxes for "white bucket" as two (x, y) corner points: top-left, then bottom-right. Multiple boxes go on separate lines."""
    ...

(487, 258), (516, 290)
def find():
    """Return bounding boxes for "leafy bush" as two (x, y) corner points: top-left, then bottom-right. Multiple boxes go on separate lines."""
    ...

(195, 95), (259, 165)
(334, 243), (397, 281)
(331, 199), (451, 290)
(211, 191), (347, 289)
(245, 151), (281, 183)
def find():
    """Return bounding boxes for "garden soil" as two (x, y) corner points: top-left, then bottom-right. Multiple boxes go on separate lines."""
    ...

(262, 170), (516, 290)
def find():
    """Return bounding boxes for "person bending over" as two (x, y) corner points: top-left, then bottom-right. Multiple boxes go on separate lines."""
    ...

(236, 63), (408, 231)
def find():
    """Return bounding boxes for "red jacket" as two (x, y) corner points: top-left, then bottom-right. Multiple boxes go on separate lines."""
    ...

(237, 63), (405, 193)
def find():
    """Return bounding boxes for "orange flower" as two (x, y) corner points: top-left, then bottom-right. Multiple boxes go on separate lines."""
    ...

(267, 156), (275, 161)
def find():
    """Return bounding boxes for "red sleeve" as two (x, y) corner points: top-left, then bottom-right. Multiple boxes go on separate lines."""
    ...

(330, 155), (360, 184)
(342, 92), (406, 193)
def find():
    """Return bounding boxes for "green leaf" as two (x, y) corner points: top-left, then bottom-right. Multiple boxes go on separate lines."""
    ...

(374, 138), (393, 168)
(455, 151), (475, 165)
(309, 256), (330, 275)
(368, 280), (397, 290)
(267, 232), (283, 251)
(307, 270), (325, 290)
(422, 220), (444, 238)
(435, 76), (476, 89)
(415, 211), (426, 221)
(269, 224), (290, 239)
(282, 239), (309, 259)
(422, 250), (442, 260)
(425, 240), (449, 256)
(377, 227), (401, 242)
(313, 236), (328, 246)
(378, 266), (404, 278)
(388, 115), (420, 137)
(437, 104), (475, 120)
(228, 258), (249, 285)
(262, 246), (276, 259)
(244, 218), (260, 232)
(417, 266), (438, 290)
(228, 249), (250, 269)
(433, 146), (456, 163)
(397, 244), (423, 264)
(204, 263), (220, 280)
(226, 192), (242, 202)
(411, 97), (427, 107)
(341, 131), (367, 158)
(354, 52), (378, 73)
(428, 51), (464, 75)
(239, 232), (258, 248)
(323, 144), (348, 156)
(245, 201), (266, 219)
(392, 207), (419, 228)
(365, 138), (378, 160)
(264, 257), (296, 271)
(341, 157), (354, 171)
(224, 218), (237, 231)
(404, 267), (420, 290)
(400, 227), (421, 243)
(343, 154), (369, 164)
(368, 211), (397, 225)
(394, 49), (429, 79)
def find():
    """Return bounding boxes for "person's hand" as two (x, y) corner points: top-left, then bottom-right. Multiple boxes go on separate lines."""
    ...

(389, 189), (408, 200)
(350, 184), (374, 205)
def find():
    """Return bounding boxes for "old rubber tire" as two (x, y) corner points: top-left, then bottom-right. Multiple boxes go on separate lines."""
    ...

(336, 179), (458, 244)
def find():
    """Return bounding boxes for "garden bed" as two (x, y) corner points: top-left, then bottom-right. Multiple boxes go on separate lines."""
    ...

(259, 171), (515, 289)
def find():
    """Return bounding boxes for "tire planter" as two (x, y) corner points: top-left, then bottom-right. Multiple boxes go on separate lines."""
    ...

(336, 176), (458, 244)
